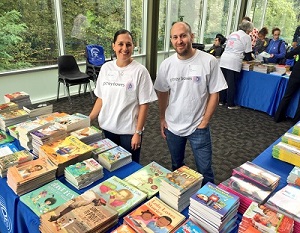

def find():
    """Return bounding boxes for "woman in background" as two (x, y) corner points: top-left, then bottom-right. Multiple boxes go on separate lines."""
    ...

(254, 27), (269, 55)
(89, 29), (157, 163)
(264, 27), (286, 64)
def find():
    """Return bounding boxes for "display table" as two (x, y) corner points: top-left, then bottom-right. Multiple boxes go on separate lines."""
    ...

(236, 70), (300, 118)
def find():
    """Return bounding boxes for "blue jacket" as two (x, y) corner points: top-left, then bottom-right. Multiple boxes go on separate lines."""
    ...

(265, 39), (286, 63)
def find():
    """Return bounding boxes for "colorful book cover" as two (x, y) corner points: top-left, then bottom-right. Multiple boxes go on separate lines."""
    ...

(55, 113), (90, 132)
(70, 126), (102, 140)
(0, 102), (18, 113)
(123, 196), (186, 233)
(20, 180), (79, 216)
(0, 109), (29, 120)
(30, 123), (66, 141)
(39, 189), (118, 232)
(65, 158), (102, 179)
(111, 224), (136, 233)
(0, 150), (33, 170)
(160, 165), (203, 195)
(90, 138), (118, 155)
(0, 130), (14, 144)
(0, 142), (19, 157)
(242, 201), (294, 233)
(37, 112), (69, 123)
(190, 182), (239, 218)
(232, 161), (280, 189)
(124, 161), (171, 198)
(89, 175), (147, 216)
(40, 136), (94, 163)
(4, 91), (29, 102)
(16, 118), (51, 134)
(174, 218), (207, 233)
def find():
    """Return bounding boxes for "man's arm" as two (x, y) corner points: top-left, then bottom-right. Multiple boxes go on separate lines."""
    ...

(198, 92), (219, 128)
(156, 91), (169, 139)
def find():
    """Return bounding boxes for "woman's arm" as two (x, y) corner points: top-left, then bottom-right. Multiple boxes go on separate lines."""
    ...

(89, 98), (102, 121)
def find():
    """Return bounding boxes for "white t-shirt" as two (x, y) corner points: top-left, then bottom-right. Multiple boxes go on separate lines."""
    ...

(94, 60), (157, 134)
(220, 30), (252, 72)
(154, 50), (227, 136)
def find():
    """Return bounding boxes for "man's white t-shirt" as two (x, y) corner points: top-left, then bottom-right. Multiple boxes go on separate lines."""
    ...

(220, 30), (252, 72)
(154, 50), (227, 137)
(94, 60), (157, 135)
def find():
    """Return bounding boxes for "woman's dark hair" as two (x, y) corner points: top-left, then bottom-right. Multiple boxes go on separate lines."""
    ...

(242, 16), (251, 22)
(259, 27), (268, 36)
(272, 27), (281, 35)
(216, 34), (226, 45)
(113, 29), (133, 43)
(44, 197), (56, 205)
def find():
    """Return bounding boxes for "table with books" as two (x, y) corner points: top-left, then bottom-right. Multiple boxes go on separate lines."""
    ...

(236, 70), (300, 118)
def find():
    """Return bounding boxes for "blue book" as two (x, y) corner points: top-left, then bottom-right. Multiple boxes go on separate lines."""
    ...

(0, 142), (19, 157)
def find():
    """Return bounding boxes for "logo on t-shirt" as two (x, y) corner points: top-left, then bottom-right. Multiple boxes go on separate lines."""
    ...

(192, 76), (202, 84)
(126, 81), (135, 91)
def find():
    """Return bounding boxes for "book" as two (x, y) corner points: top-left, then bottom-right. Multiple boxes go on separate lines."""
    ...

(97, 146), (132, 171)
(124, 161), (171, 198)
(160, 165), (203, 195)
(173, 218), (208, 233)
(54, 113), (90, 132)
(39, 189), (118, 232)
(0, 109), (30, 130)
(0, 102), (18, 113)
(16, 118), (52, 135)
(23, 102), (53, 118)
(111, 224), (136, 233)
(0, 130), (14, 144)
(30, 123), (67, 143)
(70, 126), (103, 144)
(0, 142), (19, 157)
(4, 91), (30, 103)
(90, 138), (118, 157)
(20, 180), (79, 216)
(287, 166), (300, 185)
(89, 175), (147, 216)
(123, 196), (186, 233)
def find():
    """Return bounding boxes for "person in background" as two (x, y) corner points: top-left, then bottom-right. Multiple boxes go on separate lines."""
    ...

(292, 25), (300, 48)
(264, 27), (286, 64)
(89, 29), (157, 163)
(243, 16), (258, 49)
(154, 21), (227, 185)
(274, 45), (300, 123)
(206, 33), (226, 57)
(219, 20), (254, 109)
(254, 27), (269, 55)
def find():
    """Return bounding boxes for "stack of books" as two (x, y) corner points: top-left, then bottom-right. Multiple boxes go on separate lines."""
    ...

(174, 219), (208, 233)
(266, 184), (300, 228)
(70, 126), (103, 144)
(239, 201), (294, 233)
(272, 142), (300, 167)
(253, 64), (268, 73)
(124, 161), (171, 199)
(0, 150), (34, 177)
(123, 196), (186, 233)
(23, 102), (53, 118)
(0, 130), (14, 145)
(242, 62), (254, 71)
(0, 109), (29, 130)
(0, 102), (18, 114)
(7, 157), (57, 195)
(0, 142), (19, 157)
(16, 118), (52, 151)
(4, 91), (32, 108)
(20, 180), (79, 216)
(30, 123), (67, 156)
(39, 189), (119, 233)
(292, 122), (300, 135)
(281, 132), (300, 148)
(159, 165), (203, 212)
(54, 113), (90, 133)
(189, 182), (240, 233)
(287, 166), (300, 185)
(64, 158), (103, 189)
(97, 145), (132, 171)
(39, 135), (94, 176)
(89, 138), (117, 159)
(89, 176), (147, 217)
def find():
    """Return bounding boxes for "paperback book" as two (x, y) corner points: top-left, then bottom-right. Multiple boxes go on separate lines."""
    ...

(0, 130), (14, 145)
(70, 126), (103, 144)
(90, 138), (118, 157)
(124, 161), (171, 198)
(0, 102), (18, 114)
(54, 113), (90, 132)
(123, 196), (186, 233)
(174, 218), (208, 233)
(23, 102), (53, 118)
(20, 180), (79, 216)
(97, 146), (132, 171)
(287, 166), (300, 185)
(0, 142), (19, 157)
(89, 175), (147, 216)
(111, 224), (136, 233)
(0, 109), (30, 130)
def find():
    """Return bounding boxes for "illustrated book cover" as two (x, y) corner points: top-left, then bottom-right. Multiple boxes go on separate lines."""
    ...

(173, 218), (208, 233)
(70, 126), (103, 143)
(20, 180), (79, 216)
(123, 196), (186, 233)
(97, 145), (132, 171)
(111, 224), (136, 233)
(4, 91), (30, 102)
(0, 130), (14, 145)
(0, 142), (19, 157)
(90, 138), (118, 156)
(124, 161), (171, 199)
(0, 102), (18, 113)
(89, 175), (147, 216)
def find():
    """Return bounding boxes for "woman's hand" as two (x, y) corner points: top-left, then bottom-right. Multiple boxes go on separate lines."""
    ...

(131, 133), (141, 150)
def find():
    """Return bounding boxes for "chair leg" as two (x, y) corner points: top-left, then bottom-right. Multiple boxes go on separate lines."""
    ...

(65, 84), (72, 104)
(87, 82), (94, 102)
(78, 85), (82, 96)
(57, 81), (61, 101)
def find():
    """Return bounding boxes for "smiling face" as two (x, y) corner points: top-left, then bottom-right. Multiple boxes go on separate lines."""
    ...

(112, 32), (133, 65)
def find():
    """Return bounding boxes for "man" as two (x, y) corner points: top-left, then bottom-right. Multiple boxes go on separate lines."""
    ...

(154, 22), (227, 185)
(292, 25), (300, 48)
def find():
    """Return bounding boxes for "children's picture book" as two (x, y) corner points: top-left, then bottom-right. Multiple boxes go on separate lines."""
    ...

(160, 165), (203, 195)
(123, 196), (186, 233)
(287, 166), (300, 185)
(20, 180), (79, 216)
(173, 218), (208, 233)
(65, 158), (102, 180)
(124, 161), (171, 198)
(89, 175), (147, 216)
(0, 130), (14, 144)
(0, 142), (19, 157)
(241, 201), (294, 233)
(70, 126), (103, 143)
(232, 161), (280, 189)
(39, 189), (118, 233)
(90, 138), (118, 156)
(111, 224), (136, 233)
(98, 146), (132, 171)
(16, 118), (51, 135)
(55, 113), (90, 132)
(4, 91), (30, 102)
(0, 109), (29, 120)
(0, 102), (18, 113)
(30, 123), (67, 142)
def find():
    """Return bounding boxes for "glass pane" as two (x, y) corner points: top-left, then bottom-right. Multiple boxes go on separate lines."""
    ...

(131, 0), (143, 55)
(62, 0), (125, 61)
(0, 0), (57, 72)
(158, 0), (167, 51)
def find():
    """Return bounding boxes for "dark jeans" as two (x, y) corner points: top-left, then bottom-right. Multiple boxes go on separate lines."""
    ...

(103, 130), (142, 163)
(164, 127), (214, 186)
(220, 68), (240, 107)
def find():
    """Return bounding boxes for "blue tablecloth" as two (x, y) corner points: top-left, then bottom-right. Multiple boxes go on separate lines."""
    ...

(236, 70), (300, 118)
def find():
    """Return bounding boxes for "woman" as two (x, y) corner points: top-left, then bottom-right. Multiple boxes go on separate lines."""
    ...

(264, 27), (286, 64)
(274, 45), (300, 123)
(254, 27), (269, 56)
(219, 20), (254, 109)
(89, 29), (157, 163)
